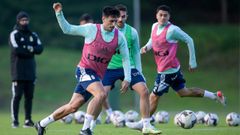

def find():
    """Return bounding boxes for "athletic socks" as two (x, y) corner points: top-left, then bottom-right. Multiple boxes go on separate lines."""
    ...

(82, 113), (94, 130)
(39, 114), (55, 127)
(203, 90), (216, 100)
(90, 120), (96, 131)
(142, 118), (151, 128)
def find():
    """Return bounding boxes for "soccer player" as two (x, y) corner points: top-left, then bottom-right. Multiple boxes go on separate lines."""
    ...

(91, 4), (161, 135)
(78, 13), (103, 126)
(35, 3), (131, 135)
(126, 5), (226, 130)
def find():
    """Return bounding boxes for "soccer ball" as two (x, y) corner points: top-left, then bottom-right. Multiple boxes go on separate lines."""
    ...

(175, 110), (197, 129)
(195, 111), (206, 124)
(110, 110), (126, 127)
(74, 111), (85, 124)
(125, 110), (139, 122)
(204, 113), (219, 126)
(60, 113), (74, 124)
(154, 111), (169, 123)
(174, 113), (180, 126)
(226, 112), (240, 126)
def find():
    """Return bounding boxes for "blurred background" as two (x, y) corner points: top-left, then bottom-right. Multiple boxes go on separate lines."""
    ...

(0, 0), (239, 115)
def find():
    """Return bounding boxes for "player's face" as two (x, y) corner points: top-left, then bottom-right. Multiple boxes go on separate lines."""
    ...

(102, 16), (118, 32)
(117, 10), (128, 28)
(156, 10), (170, 25)
(19, 17), (29, 26)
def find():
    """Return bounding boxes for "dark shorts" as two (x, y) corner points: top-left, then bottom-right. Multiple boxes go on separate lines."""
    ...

(152, 69), (186, 96)
(102, 68), (145, 90)
(74, 67), (101, 102)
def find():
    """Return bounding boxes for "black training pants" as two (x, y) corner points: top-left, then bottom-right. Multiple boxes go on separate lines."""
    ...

(11, 80), (34, 122)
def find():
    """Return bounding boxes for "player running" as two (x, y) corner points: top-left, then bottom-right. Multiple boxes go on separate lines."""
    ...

(35, 3), (131, 135)
(89, 4), (162, 135)
(126, 5), (226, 130)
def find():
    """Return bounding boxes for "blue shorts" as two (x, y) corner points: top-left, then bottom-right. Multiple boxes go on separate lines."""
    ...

(74, 67), (101, 102)
(102, 68), (145, 90)
(152, 69), (186, 96)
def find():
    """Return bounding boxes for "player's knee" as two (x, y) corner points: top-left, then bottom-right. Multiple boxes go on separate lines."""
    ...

(177, 88), (190, 97)
(141, 88), (149, 98)
(69, 104), (79, 113)
(96, 91), (107, 101)
(178, 91), (188, 97)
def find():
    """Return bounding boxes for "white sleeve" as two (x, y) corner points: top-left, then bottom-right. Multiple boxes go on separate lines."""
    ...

(172, 26), (197, 68)
(142, 23), (157, 52)
(131, 28), (142, 73)
(55, 11), (97, 39)
(118, 32), (131, 82)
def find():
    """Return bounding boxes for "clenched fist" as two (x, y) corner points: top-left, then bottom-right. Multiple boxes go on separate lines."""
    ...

(53, 2), (62, 12)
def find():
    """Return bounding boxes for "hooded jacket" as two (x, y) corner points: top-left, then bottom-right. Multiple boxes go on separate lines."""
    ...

(9, 11), (43, 81)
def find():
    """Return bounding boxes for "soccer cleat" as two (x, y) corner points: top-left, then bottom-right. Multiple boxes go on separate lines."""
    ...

(35, 122), (46, 135)
(12, 121), (19, 128)
(23, 119), (34, 128)
(126, 121), (143, 131)
(142, 125), (162, 135)
(79, 128), (92, 135)
(104, 115), (111, 124)
(215, 91), (226, 106)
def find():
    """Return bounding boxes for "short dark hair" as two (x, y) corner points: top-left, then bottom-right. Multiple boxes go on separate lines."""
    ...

(115, 4), (128, 13)
(80, 13), (93, 23)
(102, 6), (120, 18)
(156, 5), (171, 14)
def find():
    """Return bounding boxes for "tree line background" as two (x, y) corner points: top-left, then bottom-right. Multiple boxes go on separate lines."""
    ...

(0, 0), (239, 48)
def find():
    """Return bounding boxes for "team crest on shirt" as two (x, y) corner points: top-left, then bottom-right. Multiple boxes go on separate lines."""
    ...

(20, 37), (24, 41)
(29, 36), (33, 42)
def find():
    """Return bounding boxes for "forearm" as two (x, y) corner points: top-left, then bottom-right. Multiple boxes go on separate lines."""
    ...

(119, 42), (131, 82)
(33, 45), (43, 54)
(173, 27), (197, 68)
(186, 38), (197, 68)
(132, 45), (142, 73)
(142, 39), (152, 52)
(55, 11), (82, 35)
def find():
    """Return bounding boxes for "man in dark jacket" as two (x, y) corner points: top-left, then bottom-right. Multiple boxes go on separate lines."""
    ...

(9, 11), (43, 128)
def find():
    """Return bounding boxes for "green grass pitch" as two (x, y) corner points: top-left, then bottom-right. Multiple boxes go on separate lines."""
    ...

(1, 113), (239, 135)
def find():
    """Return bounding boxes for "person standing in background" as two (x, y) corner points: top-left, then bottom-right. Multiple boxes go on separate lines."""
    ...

(9, 11), (43, 128)
(79, 13), (94, 25)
